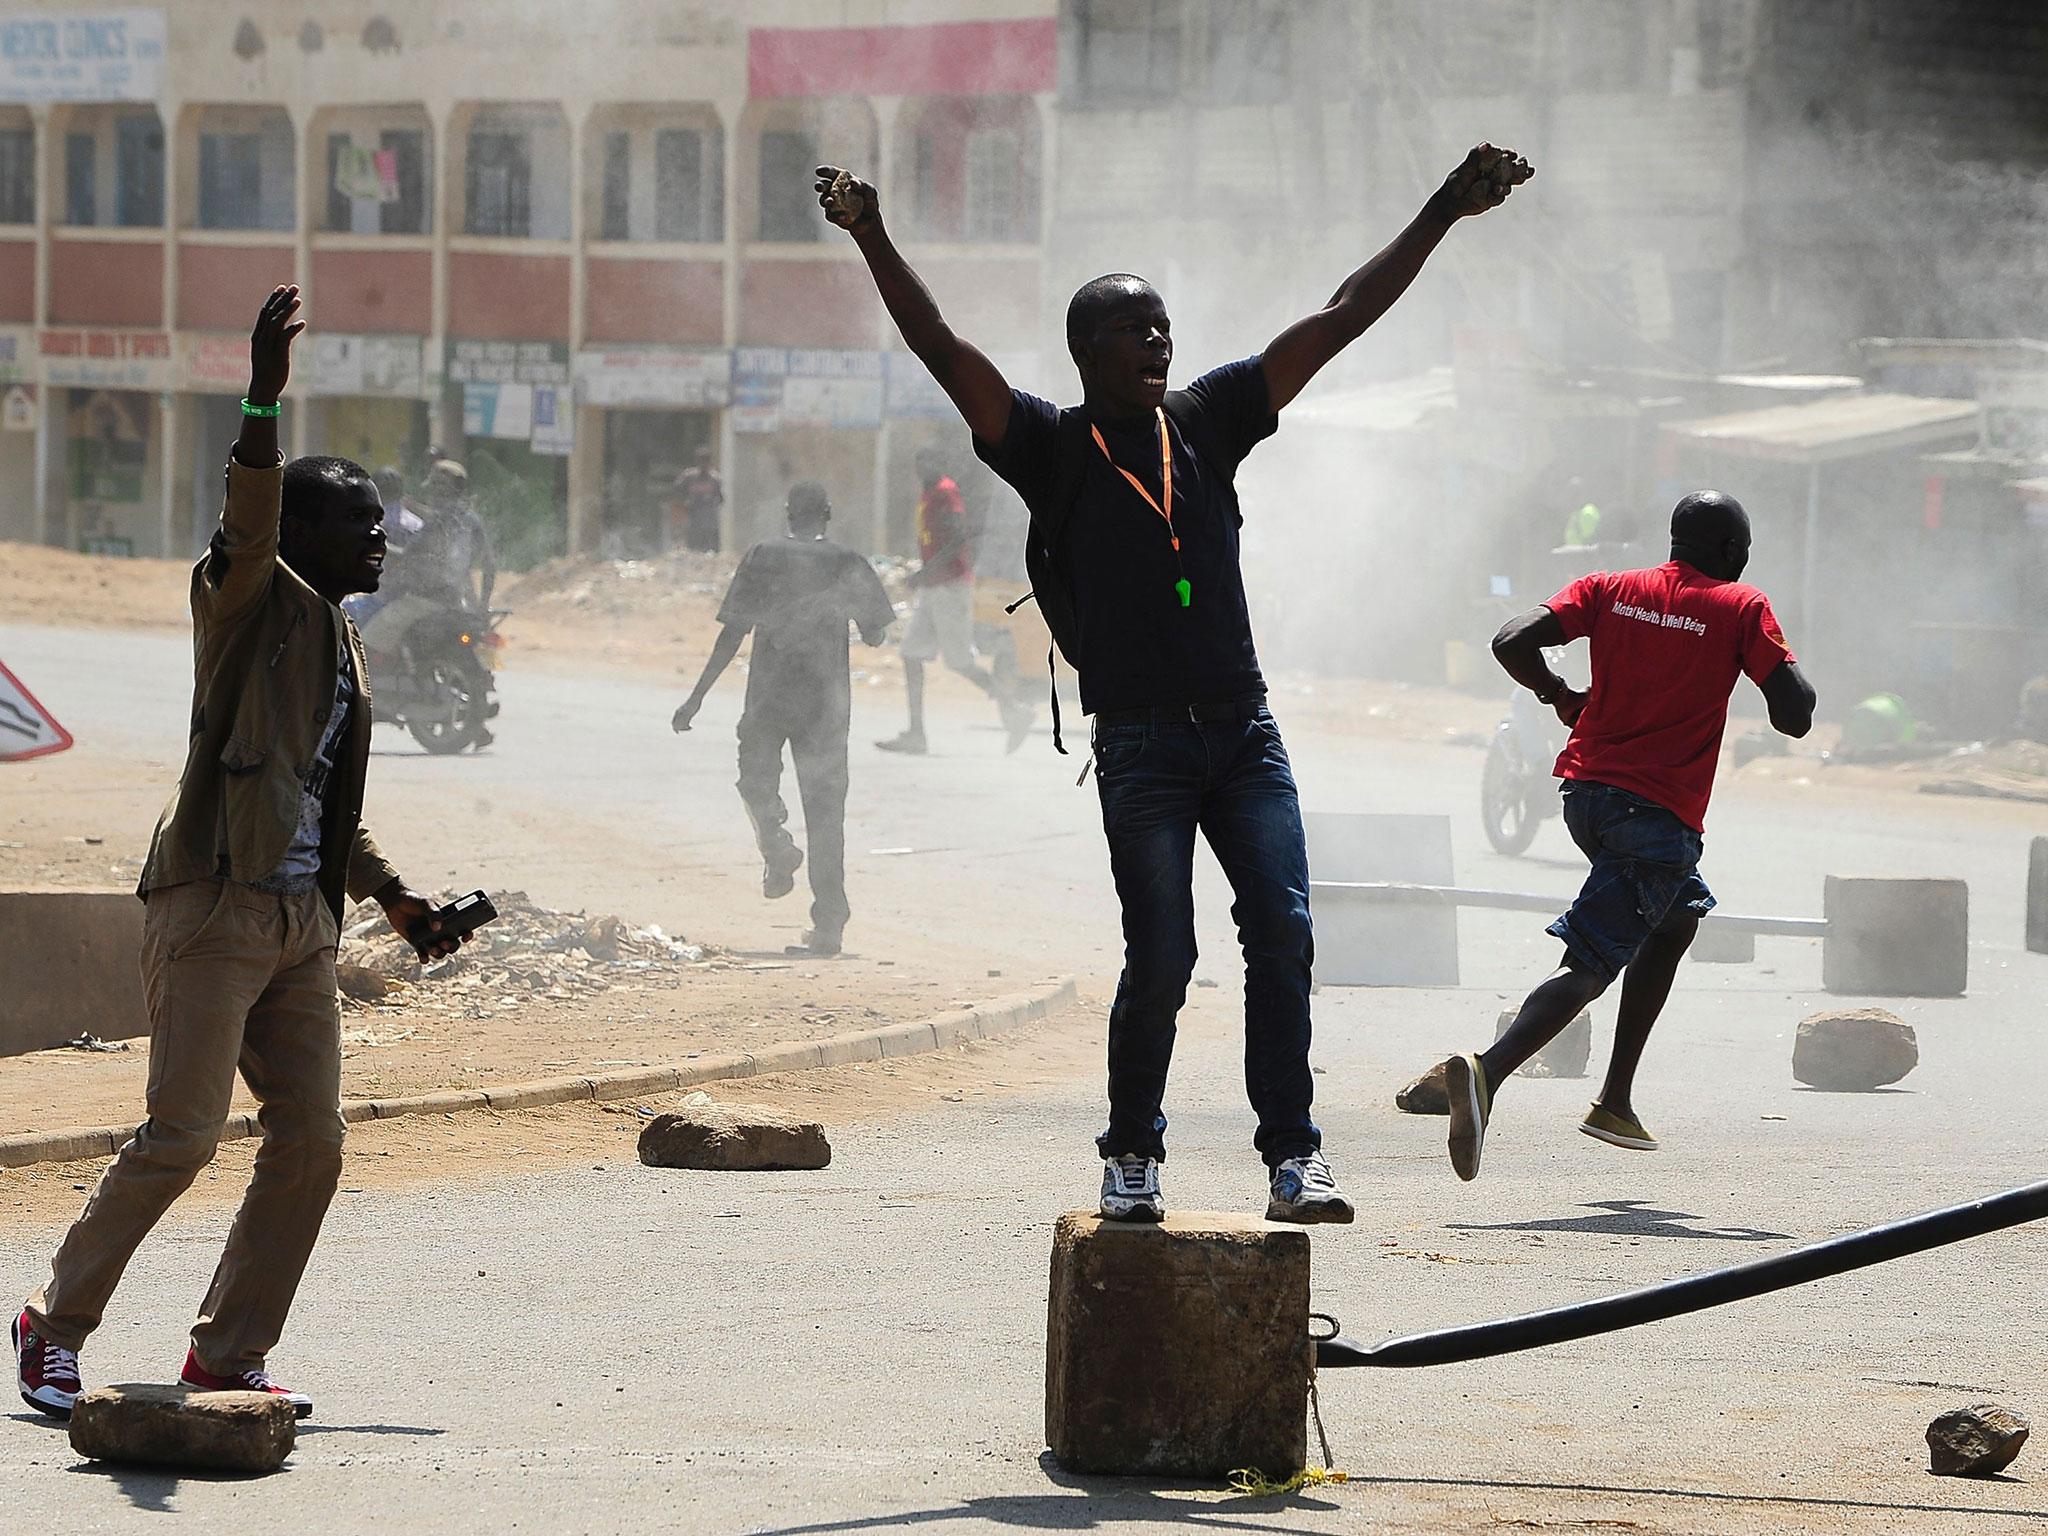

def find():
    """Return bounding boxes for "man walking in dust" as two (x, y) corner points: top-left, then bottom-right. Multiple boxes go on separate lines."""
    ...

(674, 481), (895, 958)
(815, 144), (1531, 1222)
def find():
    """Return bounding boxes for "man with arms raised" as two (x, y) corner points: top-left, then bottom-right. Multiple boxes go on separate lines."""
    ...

(815, 146), (1531, 1222)
(14, 287), (471, 1420)
(1438, 491), (1816, 1180)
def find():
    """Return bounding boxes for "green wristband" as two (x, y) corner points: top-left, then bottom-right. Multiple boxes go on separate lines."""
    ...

(240, 398), (282, 419)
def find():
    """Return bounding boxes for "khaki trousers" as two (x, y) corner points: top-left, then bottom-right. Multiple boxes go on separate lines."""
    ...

(28, 878), (345, 1374)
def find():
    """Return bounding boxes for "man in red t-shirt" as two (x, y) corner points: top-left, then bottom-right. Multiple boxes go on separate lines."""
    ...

(1437, 491), (1816, 1179)
(877, 447), (1032, 754)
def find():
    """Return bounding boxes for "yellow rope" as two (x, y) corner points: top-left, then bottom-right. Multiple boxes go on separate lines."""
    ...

(1226, 1465), (1349, 1497)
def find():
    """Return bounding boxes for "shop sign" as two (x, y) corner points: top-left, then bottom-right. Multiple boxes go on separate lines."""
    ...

(885, 349), (1036, 421)
(2, 384), (34, 432)
(311, 334), (426, 398)
(0, 327), (31, 385)
(0, 10), (165, 104)
(40, 328), (173, 391)
(733, 348), (881, 432)
(445, 338), (569, 387)
(464, 381), (574, 456)
(574, 347), (730, 409)
(176, 332), (248, 394)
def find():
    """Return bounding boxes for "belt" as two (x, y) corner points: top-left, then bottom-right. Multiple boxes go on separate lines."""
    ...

(1093, 697), (1267, 729)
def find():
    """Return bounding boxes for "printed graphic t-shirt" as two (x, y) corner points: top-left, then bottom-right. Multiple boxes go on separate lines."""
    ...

(717, 536), (896, 724)
(1547, 561), (1795, 831)
(916, 476), (973, 585)
(973, 358), (1276, 716)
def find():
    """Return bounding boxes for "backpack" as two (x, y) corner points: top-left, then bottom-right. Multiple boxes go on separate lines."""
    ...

(1007, 394), (1220, 754)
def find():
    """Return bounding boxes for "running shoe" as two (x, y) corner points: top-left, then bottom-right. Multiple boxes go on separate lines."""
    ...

(1099, 1154), (1164, 1222)
(1445, 1052), (1492, 1182)
(180, 1348), (313, 1419)
(1266, 1152), (1355, 1223)
(1580, 1103), (1658, 1151)
(13, 1310), (80, 1420)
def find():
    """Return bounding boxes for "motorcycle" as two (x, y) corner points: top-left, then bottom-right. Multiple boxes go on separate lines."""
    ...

(1481, 681), (1565, 856)
(348, 598), (505, 755)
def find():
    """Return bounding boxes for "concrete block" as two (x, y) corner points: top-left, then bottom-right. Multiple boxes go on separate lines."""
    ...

(70, 1384), (294, 1473)
(814, 1033), (884, 1069)
(0, 1126), (120, 1168)
(1494, 1007), (1591, 1077)
(674, 1052), (750, 1087)
(1045, 1212), (1309, 1479)
(0, 889), (147, 1056)
(481, 1075), (595, 1113)
(744, 1041), (824, 1077)
(638, 1103), (829, 1170)
(1305, 813), (1458, 986)
(1822, 877), (1968, 997)
(371, 1090), (490, 1120)
(1689, 920), (1756, 964)
(2028, 838), (2047, 956)
(876, 1021), (939, 1058)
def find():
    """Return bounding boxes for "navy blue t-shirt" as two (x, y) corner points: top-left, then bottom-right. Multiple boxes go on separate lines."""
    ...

(973, 357), (1277, 715)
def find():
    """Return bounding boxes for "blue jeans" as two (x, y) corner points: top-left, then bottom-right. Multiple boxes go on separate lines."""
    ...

(1547, 779), (1717, 985)
(1091, 707), (1320, 1168)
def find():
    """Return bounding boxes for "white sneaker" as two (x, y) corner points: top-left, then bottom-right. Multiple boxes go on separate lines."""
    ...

(1098, 1154), (1164, 1222)
(1266, 1151), (1355, 1223)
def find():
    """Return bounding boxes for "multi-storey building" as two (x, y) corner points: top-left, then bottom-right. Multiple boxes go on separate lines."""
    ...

(0, 0), (1058, 561)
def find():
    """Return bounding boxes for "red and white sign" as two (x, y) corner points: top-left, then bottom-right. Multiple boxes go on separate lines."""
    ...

(0, 658), (73, 762)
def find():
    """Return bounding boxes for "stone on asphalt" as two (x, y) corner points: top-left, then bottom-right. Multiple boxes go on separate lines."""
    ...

(1927, 1403), (2029, 1477)
(1495, 1007), (1592, 1078)
(1395, 1060), (1450, 1114)
(69, 1384), (294, 1474)
(1045, 1211), (1309, 1479)
(1792, 1007), (1918, 1090)
(637, 1102), (830, 1170)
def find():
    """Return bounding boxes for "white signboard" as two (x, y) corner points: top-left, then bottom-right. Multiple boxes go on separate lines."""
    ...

(2, 384), (34, 432)
(311, 334), (425, 398)
(574, 347), (730, 409)
(0, 11), (166, 103)
(0, 658), (73, 762)
(40, 328), (174, 390)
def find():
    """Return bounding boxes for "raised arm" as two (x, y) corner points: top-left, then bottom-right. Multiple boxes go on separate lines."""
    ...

(202, 286), (305, 621)
(1261, 144), (1532, 412)
(1492, 605), (1586, 727)
(815, 166), (1013, 446)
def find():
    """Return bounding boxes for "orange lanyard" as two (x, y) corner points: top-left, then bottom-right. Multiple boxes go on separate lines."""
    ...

(1092, 408), (1192, 607)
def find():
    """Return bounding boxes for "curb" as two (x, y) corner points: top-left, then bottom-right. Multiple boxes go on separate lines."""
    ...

(0, 977), (1080, 1171)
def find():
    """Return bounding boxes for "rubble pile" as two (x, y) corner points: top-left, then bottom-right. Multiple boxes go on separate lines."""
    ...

(336, 890), (725, 1016)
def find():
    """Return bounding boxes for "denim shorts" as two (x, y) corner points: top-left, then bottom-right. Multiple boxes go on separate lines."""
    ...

(1546, 779), (1716, 984)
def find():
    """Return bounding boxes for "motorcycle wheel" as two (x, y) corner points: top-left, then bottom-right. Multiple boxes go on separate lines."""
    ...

(404, 653), (495, 755)
(1481, 730), (1541, 857)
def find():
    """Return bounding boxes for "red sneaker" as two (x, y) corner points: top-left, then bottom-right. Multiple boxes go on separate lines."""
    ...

(13, 1309), (81, 1419)
(180, 1347), (313, 1418)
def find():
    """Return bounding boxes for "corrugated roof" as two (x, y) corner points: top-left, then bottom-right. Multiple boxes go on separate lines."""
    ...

(1660, 393), (1979, 464)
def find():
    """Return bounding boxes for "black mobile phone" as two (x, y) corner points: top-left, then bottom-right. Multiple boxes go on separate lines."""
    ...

(412, 890), (496, 958)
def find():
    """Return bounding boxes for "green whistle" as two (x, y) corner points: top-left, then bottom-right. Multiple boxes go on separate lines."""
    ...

(1175, 578), (1193, 608)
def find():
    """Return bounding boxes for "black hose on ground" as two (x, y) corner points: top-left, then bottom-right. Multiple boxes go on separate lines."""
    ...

(1317, 1178), (2048, 1369)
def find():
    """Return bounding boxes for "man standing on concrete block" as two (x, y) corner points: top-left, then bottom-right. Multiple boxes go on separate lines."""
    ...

(816, 144), (1532, 1223)
(13, 288), (472, 1422)
(673, 480), (895, 958)
(1436, 492), (1816, 1179)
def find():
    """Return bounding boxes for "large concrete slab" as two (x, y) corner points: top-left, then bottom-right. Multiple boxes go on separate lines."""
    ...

(0, 888), (145, 1055)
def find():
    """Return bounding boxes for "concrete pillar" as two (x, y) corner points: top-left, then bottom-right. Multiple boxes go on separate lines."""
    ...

(717, 99), (742, 552)
(429, 103), (457, 453)
(1045, 1212), (1309, 1479)
(159, 103), (182, 553)
(30, 104), (52, 544)
(867, 97), (900, 555)
(1821, 876), (1969, 998)
(565, 103), (591, 553)
(2027, 837), (2047, 956)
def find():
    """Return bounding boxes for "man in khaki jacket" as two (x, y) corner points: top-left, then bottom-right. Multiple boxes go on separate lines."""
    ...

(14, 287), (471, 1420)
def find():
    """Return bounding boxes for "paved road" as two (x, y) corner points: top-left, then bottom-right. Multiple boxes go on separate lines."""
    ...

(3, 622), (2046, 1531)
